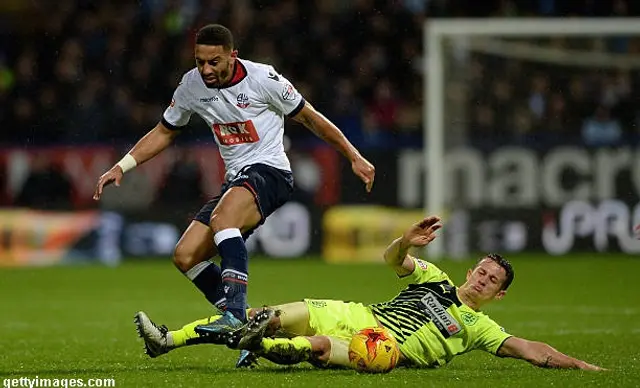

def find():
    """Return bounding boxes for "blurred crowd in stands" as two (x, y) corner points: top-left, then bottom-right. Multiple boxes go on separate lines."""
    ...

(0, 0), (639, 150)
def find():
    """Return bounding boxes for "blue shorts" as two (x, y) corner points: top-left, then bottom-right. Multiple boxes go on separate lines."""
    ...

(193, 163), (294, 239)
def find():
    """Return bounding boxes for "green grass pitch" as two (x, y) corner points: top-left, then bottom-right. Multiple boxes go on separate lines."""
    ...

(1, 253), (639, 387)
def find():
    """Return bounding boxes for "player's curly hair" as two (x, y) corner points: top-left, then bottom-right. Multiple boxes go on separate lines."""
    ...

(475, 253), (514, 291)
(196, 24), (234, 51)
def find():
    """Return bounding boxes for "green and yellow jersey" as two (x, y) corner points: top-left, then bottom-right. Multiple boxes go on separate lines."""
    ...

(369, 258), (511, 368)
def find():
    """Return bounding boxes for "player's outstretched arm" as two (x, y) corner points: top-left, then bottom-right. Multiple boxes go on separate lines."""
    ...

(93, 122), (180, 200)
(384, 216), (442, 276)
(497, 336), (606, 371)
(291, 102), (375, 192)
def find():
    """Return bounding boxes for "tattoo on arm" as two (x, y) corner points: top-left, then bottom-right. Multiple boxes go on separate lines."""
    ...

(300, 113), (331, 142)
(300, 114), (316, 131)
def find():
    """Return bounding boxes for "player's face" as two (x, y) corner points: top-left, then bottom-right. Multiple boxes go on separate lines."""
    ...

(195, 44), (237, 87)
(463, 258), (507, 303)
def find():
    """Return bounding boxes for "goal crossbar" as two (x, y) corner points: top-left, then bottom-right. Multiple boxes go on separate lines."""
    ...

(428, 18), (640, 37)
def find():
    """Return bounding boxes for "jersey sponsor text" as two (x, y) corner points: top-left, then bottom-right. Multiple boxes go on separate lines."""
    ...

(213, 121), (260, 145)
(420, 292), (462, 337)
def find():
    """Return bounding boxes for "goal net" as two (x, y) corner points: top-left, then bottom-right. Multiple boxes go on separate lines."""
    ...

(423, 19), (640, 258)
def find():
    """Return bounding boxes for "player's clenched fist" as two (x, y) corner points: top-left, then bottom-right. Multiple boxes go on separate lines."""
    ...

(351, 155), (376, 193)
(93, 165), (124, 200)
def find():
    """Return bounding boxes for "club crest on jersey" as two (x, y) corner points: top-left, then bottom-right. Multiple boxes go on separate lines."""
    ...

(236, 93), (250, 108)
(282, 83), (297, 101)
(213, 120), (260, 145)
(461, 311), (479, 326)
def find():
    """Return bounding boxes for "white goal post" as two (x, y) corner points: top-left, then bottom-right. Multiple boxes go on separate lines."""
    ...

(423, 18), (640, 258)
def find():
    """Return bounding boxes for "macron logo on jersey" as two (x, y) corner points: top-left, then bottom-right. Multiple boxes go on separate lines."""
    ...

(213, 120), (260, 145)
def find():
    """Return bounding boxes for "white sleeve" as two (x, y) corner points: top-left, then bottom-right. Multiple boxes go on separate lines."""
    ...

(261, 67), (305, 117)
(161, 80), (193, 130)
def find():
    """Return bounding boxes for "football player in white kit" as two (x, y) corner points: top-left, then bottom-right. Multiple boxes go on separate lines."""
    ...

(93, 24), (375, 358)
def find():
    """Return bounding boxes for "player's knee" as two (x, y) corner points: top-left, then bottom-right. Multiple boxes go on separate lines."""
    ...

(209, 188), (261, 233)
(308, 336), (332, 363)
(173, 243), (198, 272)
(210, 210), (259, 234)
(209, 212), (236, 234)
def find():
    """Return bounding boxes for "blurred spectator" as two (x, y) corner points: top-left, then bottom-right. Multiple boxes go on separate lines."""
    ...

(511, 106), (534, 139)
(0, 0), (638, 150)
(528, 74), (549, 120)
(13, 47), (38, 96)
(581, 105), (623, 146)
(327, 78), (364, 146)
(11, 98), (37, 144)
(35, 84), (65, 144)
(64, 72), (108, 143)
(368, 79), (399, 133)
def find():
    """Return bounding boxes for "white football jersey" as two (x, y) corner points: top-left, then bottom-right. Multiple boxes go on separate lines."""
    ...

(162, 58), (305, 180)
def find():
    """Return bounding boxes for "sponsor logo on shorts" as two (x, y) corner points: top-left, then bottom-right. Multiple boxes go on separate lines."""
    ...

(309, 300), (327, 308)
(420, 291), (461, 337)
(213, 120), (260, 145)
(231, 174), (249, 182)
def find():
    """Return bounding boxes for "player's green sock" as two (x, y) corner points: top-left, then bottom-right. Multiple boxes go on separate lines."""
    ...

(170, 315), (221, 347)
(259, 337), (312, 365)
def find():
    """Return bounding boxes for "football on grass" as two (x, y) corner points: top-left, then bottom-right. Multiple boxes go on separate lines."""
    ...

(348, 327), (400, 373)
